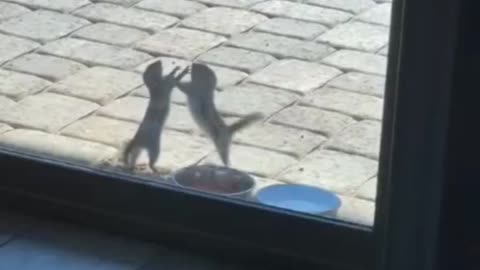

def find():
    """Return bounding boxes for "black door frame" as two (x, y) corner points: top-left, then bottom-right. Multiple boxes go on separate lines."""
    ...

(0, 0), (469, 270)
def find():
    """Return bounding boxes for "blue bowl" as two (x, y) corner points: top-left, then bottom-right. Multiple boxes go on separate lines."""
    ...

(255, 184), (341, 216)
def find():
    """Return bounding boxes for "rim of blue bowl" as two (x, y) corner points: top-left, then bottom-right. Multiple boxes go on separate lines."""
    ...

(171, 165), (256, 197)
(255, 184), (342, 212)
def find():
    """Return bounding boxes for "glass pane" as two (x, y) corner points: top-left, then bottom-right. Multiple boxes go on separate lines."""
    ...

(0, 0), (392, 226)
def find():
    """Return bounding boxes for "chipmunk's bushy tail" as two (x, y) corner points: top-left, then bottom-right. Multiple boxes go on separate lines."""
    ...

(228, 112), (264, 133)
(216, 113), (264, 166)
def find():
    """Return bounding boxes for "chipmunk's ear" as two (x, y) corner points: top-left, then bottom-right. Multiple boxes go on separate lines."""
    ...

(191, 63), (202, 70)
(143, 60), (163, 87)
(146, 60), (163, 76)
(191, 63), (205, 75)
(191, 63), (214, 80)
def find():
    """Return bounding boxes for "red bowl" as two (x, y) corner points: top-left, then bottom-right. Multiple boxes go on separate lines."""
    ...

(171, 165), (255, 199)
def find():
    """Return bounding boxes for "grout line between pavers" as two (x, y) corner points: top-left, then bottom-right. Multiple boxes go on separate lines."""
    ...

(297, 102), (383, 122)
(262, 99), (299, 123)
(323, 84), (386, 99)
(352, 174), (378, 201)
(319, 60), (387, 77)
(324, 145), (380, 161)
(304, 83), (386, 100)
(68, 2), (93, 14)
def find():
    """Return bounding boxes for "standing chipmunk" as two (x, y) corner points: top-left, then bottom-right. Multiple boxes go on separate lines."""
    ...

(123, 60), (189, 172)
(175, 63), (263, 166)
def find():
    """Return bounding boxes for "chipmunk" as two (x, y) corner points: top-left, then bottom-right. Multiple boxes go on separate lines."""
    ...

(123, 60), (189, 172)
(175, 63), (264, 166)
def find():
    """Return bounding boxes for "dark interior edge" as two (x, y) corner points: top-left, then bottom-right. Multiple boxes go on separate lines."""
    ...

(0, 150), (374, 270)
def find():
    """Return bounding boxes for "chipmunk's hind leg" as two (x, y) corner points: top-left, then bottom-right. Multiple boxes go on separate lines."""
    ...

(123, 140), (133, 167)
(228, 113), (264, 134)
(215, 132), (232, 167)
(147, 140), (160, 173)
(217, 113), (263, 167)
(125, 143), (142, 171)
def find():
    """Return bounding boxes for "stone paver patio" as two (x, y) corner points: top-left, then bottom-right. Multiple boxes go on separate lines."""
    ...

(0, 0), (391, 225)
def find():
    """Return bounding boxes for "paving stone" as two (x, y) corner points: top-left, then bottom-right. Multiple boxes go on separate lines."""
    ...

(0, 93), (99, 132)
(307, 0), (375, 13)
(0, 129), (117, 165)
(0, 10), (90, 42)
(215, 83), (298, 117)
(136, 28), (226, 60)
(0, 69), (50, 99)
(325, 120), (381, 159)
(5, 53), (87, 81)
(202, 144), (297, 177)
(271, 105), (355, 136)
(208, 65), (248, 89)
(229, 32), (334, 61)
(165, 104), (198, 132)
(356, 3), (392, 26)
(154, 130), (212, 172)
(181, 7), (267, 36)
(61, 115), (138, 147)
(322, 49), (387, 75)
(40, 38), (152, 69)
(254, 18), (327, 40)
(98, 96), (147, 122)
(0, 124), (12, 134)
(0, 2), (30, 21)
(327, 72), (385, 97)
(136, 0), (206, 18)
(49, 67), (142, 105)
(96, 0), (141, 5)
(6, 0), (90, 12)
(336, 195), (374, 226)
(194, 0), (263, 7)
(248, 59), (341, 93)
(302, 87), (383, 120)
(356, 176), (377, 201)
(251, 0), (352, 27)
(279, 149), (378, 194)
(72, 23), (150, 47)
(234, 122), (326, 157)
(317, 21), (389, 52)
(74, 3), (178, 32)
(0, 96), (16, 110)
(197, 47), (276, 73)
(0, 34), (39, 65)
(378, 45), (388, 56)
